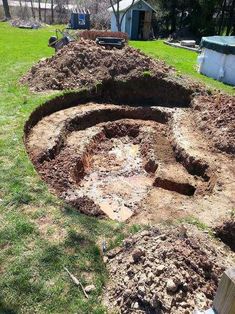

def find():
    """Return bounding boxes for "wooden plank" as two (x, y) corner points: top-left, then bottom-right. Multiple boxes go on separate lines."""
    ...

(213, 268), (235, 314)
(143, 11), (152, 40)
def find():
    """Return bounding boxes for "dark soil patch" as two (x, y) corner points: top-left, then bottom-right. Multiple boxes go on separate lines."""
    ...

(214, 219), (235, 252)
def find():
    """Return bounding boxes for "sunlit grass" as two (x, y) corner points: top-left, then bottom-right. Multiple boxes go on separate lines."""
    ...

(130, 40), (235, 94)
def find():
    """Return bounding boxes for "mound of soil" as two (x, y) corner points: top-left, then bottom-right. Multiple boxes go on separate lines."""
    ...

(21, 39), (171, 91)
(193, 94), (235, 155)
(214, 219), (235, 252)
(104, 227), (227, 313)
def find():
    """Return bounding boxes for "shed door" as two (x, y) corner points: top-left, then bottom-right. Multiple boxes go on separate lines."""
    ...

(131, 10), (140, 40)
(143, 11), (152, 40)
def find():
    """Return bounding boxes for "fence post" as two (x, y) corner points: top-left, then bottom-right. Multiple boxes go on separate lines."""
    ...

(213, 268), (235, 314)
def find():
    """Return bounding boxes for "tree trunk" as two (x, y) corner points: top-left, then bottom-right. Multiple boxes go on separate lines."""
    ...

(170, 0), (177, 33)
(116, 1), (120, 31)
(218, 0), (227, 35)
(38, 0), (42, 21)
(110, 0), (135, 33)
(2, 0), (11, 19)
(179, 9), (185, 28)
(95, 0), (99, 14)
(19, 0), (23, 18)
(226, 0), (235, 35)
(44, 0), (48, 22)
(30, 0), (36, 19)
(51, 0), (54, 24)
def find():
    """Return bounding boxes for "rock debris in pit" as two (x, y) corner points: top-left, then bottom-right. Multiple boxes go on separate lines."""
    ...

(21, 39), (171, 91)
(104, 226), (227, 314)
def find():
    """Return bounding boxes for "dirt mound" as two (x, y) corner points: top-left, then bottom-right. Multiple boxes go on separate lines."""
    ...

(21, 39), (171, 91)
(104, 227), (227, 313)
(214, 219), (235, 252)
(193, 94), (235, 155)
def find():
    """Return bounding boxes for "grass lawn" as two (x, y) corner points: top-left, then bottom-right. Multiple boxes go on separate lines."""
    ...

(0, 22), (134, 314)
(130, 40), (235, 95)
(0, 22), (233, 313)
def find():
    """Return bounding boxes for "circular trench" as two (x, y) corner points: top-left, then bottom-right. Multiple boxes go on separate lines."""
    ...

(23, 78), (233, 223)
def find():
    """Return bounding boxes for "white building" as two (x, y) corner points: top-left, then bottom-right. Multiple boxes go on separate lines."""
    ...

(108, 0), (156, 40)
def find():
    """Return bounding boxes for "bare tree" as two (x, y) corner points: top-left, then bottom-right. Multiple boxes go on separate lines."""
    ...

(38, 0), (42, 21)
(80, 0), (110, 29)
(218, 0), (227, 34)
(44, 0), (48, 22)
(109, 0), (135, 31)
(2, 0), (11, 19)
(51, 0), (54, 23)
(226, 0), (235, 34)
(29, 0), (36, 19)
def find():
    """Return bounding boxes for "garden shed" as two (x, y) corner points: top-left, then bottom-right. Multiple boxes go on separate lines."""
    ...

(198, 36), (235, 86)
(108, 0), (155, 40)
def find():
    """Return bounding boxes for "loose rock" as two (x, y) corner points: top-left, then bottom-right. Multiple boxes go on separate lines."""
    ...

(103, 226), (229, 313)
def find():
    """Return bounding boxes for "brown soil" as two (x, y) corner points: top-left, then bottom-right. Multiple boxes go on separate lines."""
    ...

(193, 93), (235, 154)
(21, 39), (171, 91)
(214, 219), (235, 252)
(21, 40), (234, 156)
(24, 102), (235, 225)
(103, 226), (232, 313)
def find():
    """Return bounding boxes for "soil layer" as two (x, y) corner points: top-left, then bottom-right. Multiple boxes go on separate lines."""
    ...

(25, 102), (235, 225)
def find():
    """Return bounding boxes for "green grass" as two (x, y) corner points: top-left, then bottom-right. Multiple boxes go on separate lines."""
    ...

(0, 22), (233, 313)
(130, 40), (235, 94)
(0, 22), (132, 314)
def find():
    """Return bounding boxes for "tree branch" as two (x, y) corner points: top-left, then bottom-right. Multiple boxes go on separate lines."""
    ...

(120, 0), (135, 27)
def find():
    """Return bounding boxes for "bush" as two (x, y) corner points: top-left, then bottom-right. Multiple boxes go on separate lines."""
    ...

(79, 29), (128, 42)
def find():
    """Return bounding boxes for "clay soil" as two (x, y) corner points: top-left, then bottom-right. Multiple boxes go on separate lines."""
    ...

(25, 102), (235, 226)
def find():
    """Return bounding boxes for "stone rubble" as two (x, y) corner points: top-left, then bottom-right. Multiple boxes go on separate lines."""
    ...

(103, 226), (227, 314)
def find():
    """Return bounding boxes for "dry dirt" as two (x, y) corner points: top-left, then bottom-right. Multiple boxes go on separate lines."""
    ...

(25, 102), (235, 226)
(103, 226), (233, 313)
(22, 40), (235, 156)
(193, 93), (235, 154)
(21, 39), (171, 91)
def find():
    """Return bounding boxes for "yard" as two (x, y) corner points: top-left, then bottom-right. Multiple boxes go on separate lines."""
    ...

(130, 40), (235, 95)
(0, 22), (126, 314)
(0, 22), (234, 313)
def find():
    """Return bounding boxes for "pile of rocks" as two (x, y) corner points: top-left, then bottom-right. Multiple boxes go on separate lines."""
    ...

(21, 39), (171, 91)
(103, 226), (227, 313)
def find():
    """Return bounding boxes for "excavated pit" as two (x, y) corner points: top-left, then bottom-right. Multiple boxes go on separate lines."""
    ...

(24, 79), (235, 224)
(25, 110), (212, 221)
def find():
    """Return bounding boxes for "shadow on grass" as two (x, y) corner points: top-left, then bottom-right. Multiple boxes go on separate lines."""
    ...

(0, 295), (18, 314)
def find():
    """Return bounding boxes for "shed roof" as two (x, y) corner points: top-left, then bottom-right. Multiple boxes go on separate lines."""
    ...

(108, 0), (156, 13)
